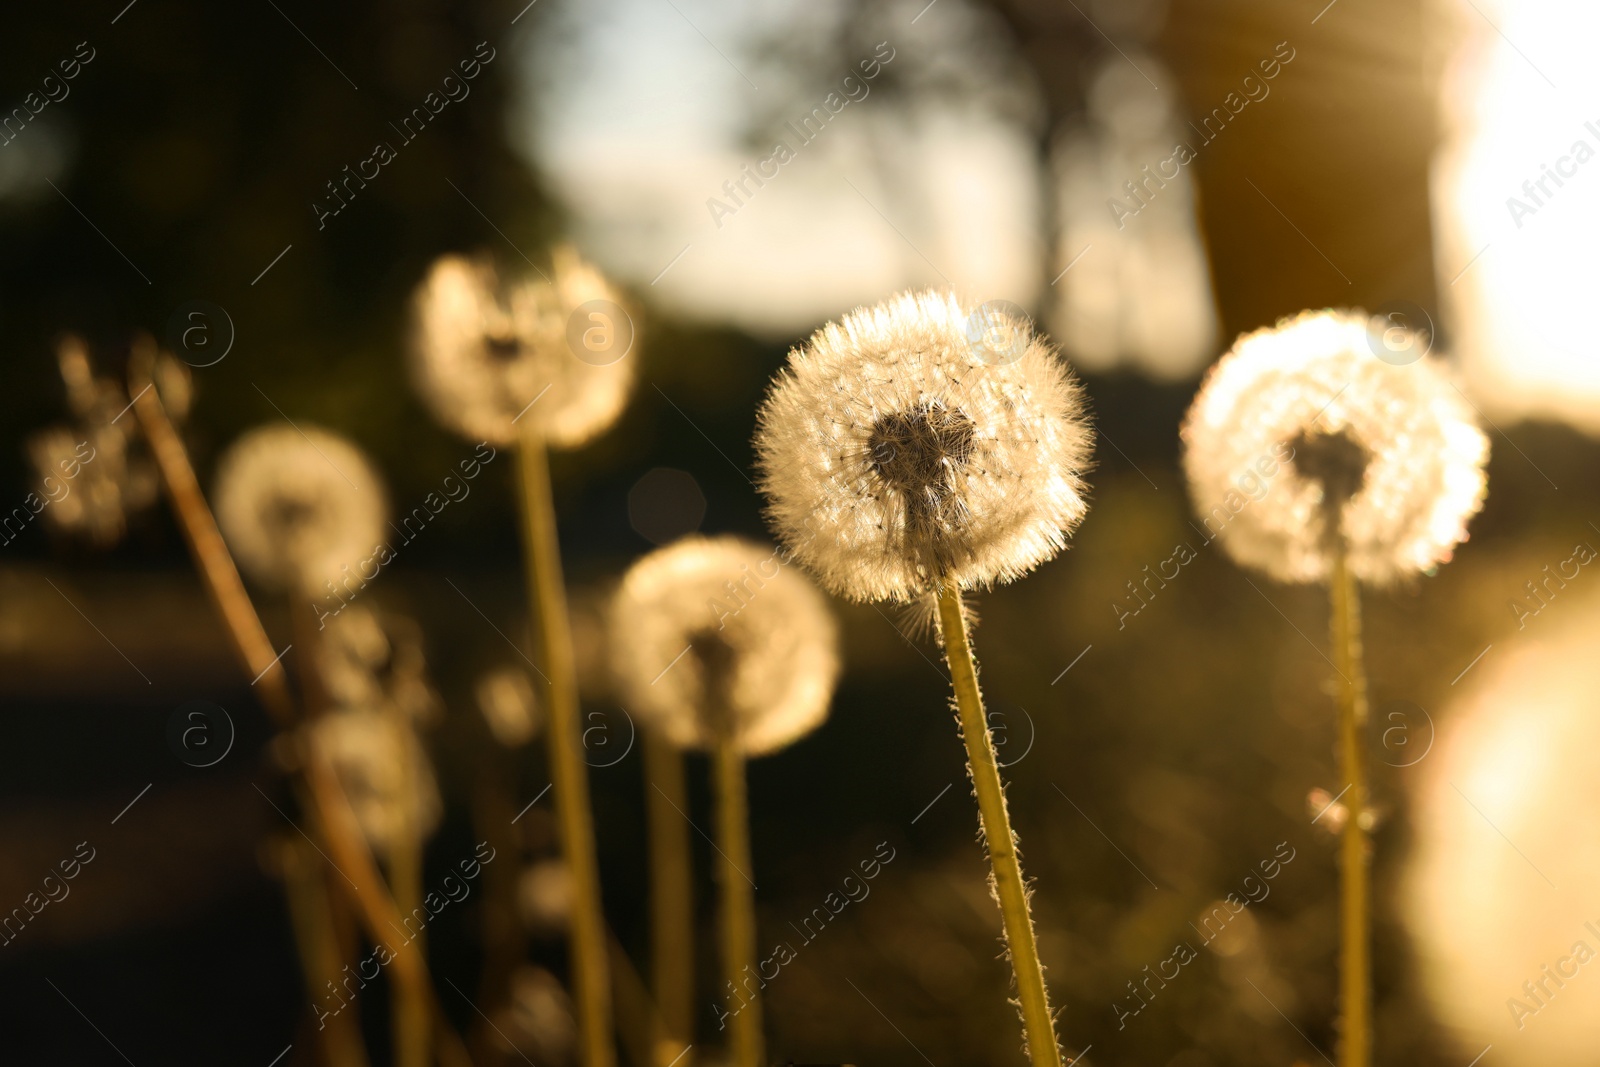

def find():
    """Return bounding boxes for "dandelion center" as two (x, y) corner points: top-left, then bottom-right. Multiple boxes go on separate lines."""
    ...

(688, 627), (737, 730)
(1290, 428), (1371, 510)
(866, 400), (977, 496)
(484, 334), (523, 360)
(267, 495), (320, 533)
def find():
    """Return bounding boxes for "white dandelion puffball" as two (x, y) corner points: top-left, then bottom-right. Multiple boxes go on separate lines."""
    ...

(754, 289), (1093, 603)
(319, 604), (391, 708)
(310, 708), (441, 855)
(498, 966), (577, 1065)
(212, 422), (387, 591)
(609, 535), (839, 756)
(213, 423), (388, 594)
(517, 859), (572, 936)
(1181, 310), (1488, 585)
(1405, 593), (1600, 1064)
(477, 666), (540, 747)
(408, 246), (635, 449)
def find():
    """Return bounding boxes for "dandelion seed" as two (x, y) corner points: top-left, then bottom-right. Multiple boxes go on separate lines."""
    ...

(408, 246), (635, 448)
(1181, 310), (1489, 585)
(609, 535), (838, 756)
(212, 423), (388, 595)
(753, 289), (1093, 603)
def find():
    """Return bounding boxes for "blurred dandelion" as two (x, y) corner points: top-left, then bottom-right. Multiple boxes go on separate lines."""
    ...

(497, 965), (579, 1067)
(1181, 309), (1488, 585)
(409, 245), (637, 1067)
(27, 334), (189, 547)
(611, 534), (840, 1067)
(308, 706), (441, 858)
(518, 858), (573, 937)
(754, 290), (1090, 1067)
(408, 246), (635, 449)
(212, 423), (387, 596)
(1407, 591), (1600, 1064)
(610, 535), (838, 755)
(477, 665), (541, 747)
(1182, 309), (1489, 1067)
(754, 288), (1092, 604)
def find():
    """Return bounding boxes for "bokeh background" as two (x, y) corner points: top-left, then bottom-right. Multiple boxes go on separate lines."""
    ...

(3, 0), (1598, 1064)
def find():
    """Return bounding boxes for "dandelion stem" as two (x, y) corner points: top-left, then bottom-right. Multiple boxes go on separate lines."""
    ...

(644, 732), (695, 1065)
(608, 928), (666, 1067)
(1330, 540), (1371, 1067)
(515, 432), (615, 1067)
(712, 738), (761, 1067)
(935, 582), (1062, 1067)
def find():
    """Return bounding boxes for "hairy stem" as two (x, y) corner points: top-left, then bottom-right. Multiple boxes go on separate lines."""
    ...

(713, 739), (761, 1067)
(644, 732), (695, 1066)
(1330, 542), (1371, 1067)
(515, 432), (614, 1067)
(935, 582), (1062, 1067)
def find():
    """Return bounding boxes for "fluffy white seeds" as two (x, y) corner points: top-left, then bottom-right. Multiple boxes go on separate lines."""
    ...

(754, 289), (1093, 603)
(1181, 310), (1489, 585)
(609, 535), (839, 756)
(408, 247), (635, 449)
(213, 423), (388, 595)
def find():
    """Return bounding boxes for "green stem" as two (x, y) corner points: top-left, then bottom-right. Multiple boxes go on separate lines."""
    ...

(515, 433), (614, 1067)
(644, 732), (695, 1065)
(1330, 542), (1371, 1067)
(713, 739), (761, 1067)
(935, 582), (1062, 1067)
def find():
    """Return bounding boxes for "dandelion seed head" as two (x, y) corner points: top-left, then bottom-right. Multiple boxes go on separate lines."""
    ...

(30, 339), (182, 547)
(753, 289), (1093, 603)
(317, 605), (441, 725)
(517, 859), (571, 936)
(309, 708), (441, 856)
(477, 666), (540, 747)
(609, 535), (839, 756)
(1181, 310), (1489, 584)
(499, 966), (577, 1064)
(213, 423), (387, 595)
(319, 604), (390, 708)
(408, 247), (635, 449)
